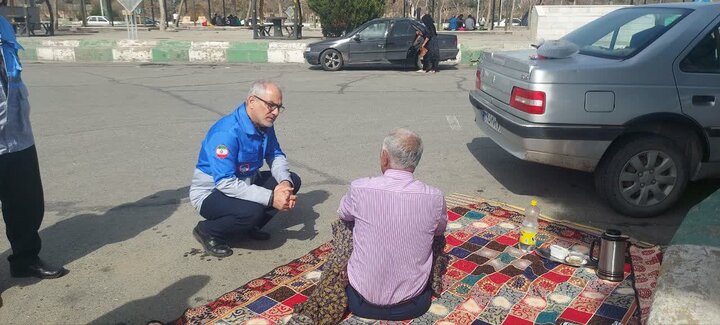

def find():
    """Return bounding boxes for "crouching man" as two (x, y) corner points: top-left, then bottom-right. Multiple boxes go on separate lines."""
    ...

(189, 80), (301, 257)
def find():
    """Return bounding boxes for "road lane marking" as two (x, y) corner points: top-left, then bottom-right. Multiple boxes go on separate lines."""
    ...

(446, 115), (461, 130)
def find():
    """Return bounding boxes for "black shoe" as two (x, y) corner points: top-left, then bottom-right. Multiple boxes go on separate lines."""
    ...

(193, 225), (233, 257)
(10, 259), (68, 279)
(248, 227), (271, 241)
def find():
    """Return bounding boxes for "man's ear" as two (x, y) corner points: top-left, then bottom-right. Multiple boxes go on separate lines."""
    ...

(246, 96), (256, 110)
(381, 149), (390, 167)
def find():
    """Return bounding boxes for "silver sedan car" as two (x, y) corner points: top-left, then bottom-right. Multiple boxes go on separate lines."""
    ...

(470, 3), (720, 217)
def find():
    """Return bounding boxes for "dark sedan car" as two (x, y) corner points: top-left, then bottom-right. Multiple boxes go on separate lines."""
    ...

(304, 18), (459, 71)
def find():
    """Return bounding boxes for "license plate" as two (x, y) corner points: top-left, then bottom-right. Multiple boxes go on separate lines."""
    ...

(481, 110), (502, 134)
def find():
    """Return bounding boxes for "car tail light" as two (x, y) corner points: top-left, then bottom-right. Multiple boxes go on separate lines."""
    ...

(476, 70), (482, 89)
(510, 87), (546, 114)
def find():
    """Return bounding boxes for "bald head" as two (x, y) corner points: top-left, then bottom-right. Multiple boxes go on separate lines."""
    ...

(382, 128), (423, 171)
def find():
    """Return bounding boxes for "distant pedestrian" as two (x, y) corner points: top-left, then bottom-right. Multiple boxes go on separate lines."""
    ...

(412, 25), (429, 72)
(421, 14), (440, 73)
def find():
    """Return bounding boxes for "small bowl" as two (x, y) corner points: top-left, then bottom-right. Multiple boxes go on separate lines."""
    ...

(564, 253), (588, 267)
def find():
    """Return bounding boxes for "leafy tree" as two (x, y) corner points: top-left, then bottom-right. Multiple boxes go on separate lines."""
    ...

(308, 0), (385, 37)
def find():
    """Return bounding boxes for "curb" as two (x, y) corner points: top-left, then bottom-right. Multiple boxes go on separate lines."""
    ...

(17, 39), (476, 65)
(648, 189), (720, 324)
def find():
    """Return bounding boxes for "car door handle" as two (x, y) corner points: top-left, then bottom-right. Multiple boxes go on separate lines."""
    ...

(377, 44), (384, 48)
(693, 95), (716, 106)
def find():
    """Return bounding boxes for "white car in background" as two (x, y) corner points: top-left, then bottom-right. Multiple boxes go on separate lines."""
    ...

(86, 16), (111, 26)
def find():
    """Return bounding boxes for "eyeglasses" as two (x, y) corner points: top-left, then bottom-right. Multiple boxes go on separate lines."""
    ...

(253, 95), (286, 113)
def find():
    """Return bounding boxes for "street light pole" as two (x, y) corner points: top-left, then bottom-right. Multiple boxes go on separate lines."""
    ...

(23, 0), (30, 36)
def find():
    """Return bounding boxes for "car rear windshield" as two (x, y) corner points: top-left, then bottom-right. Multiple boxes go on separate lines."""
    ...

(562, 8), (691, 59)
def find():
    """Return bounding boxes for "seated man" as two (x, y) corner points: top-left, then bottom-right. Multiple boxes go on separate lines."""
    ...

(189, 80), (301, 257)
(338, 128), (447, 320)
(447, 16), (458, 31)
(465, 15), (476, 31)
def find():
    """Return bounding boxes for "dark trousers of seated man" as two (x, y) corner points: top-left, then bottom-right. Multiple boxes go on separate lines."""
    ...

(198, 171), (301, 241)
(346, 283), (432, 321)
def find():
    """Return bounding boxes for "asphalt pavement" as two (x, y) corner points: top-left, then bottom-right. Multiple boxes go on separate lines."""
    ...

(0, 63), (717, 324)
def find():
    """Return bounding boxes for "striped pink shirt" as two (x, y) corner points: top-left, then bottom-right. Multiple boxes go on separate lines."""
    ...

(338, 169), (447, 305)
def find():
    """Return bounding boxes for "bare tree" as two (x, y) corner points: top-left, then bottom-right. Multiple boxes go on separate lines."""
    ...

(174, 0), (186, 27)
(159, 0), (167, 30)
(51, 0), (57, 31)
(505, 0), (515, 30)
(485, 0), (492, 29)
(246, 0), (252, 21)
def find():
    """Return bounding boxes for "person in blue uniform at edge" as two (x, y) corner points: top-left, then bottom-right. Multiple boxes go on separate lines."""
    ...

(189, 80), (301, 257)
(0, 10), (67, 281)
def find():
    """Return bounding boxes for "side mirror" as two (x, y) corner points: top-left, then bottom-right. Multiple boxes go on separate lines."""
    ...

(353, 34), (361, 42)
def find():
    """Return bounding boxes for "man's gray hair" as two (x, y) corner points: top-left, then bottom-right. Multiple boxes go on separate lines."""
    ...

(382, 128), (424, 169)
(248, 80), (281, 99)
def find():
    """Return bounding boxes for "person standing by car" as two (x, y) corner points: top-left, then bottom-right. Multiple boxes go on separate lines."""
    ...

(0, 12), (68, 280)
(412, 25), (429, 73)
(421, 14), (440, 73)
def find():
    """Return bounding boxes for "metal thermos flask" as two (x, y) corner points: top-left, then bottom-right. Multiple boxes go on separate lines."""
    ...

(589, 229), (629, 282)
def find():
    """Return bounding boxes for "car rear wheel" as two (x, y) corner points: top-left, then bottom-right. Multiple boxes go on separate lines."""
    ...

(594, 135), (689, 218)
(320, 49), (343, 71)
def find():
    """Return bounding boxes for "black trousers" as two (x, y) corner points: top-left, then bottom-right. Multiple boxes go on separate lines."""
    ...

(198, 171), (301, 241)
(0, 146), (44, 268)
(422, 37), (440, 72)
(346, 284), (432, 321)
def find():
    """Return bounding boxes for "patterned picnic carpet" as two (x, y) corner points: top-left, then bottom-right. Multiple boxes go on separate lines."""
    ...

(174, 194), (662, 325)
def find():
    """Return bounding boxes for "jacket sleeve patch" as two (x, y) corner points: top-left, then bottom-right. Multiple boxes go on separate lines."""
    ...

(215, 145), (229, 159)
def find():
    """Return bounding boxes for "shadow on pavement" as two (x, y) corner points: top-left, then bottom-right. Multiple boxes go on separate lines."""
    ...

(88, 275), (210, 325)
(0, 186), (189, 292)
(232, 189), (329, 250)
(466, 137), (720, 244)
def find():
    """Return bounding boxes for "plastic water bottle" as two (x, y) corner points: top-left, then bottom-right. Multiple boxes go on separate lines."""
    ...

(519, 200), (540, 253)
